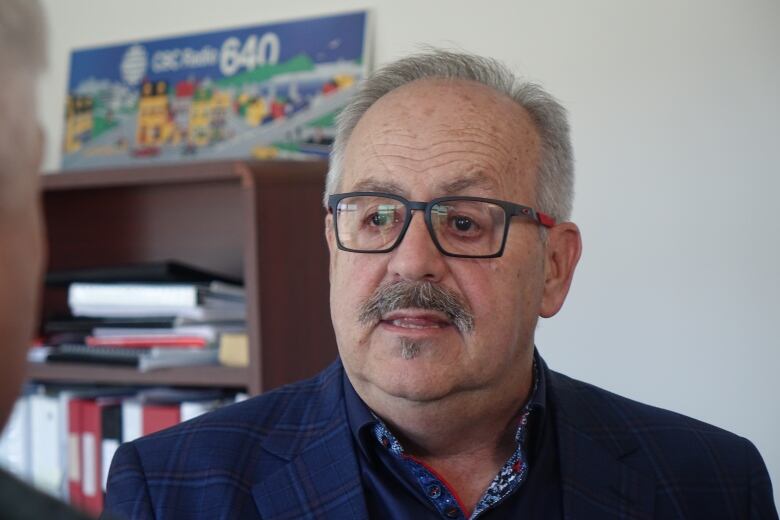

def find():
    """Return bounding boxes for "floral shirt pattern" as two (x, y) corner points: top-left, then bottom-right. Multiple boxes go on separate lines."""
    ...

(370, 363), (539, 519)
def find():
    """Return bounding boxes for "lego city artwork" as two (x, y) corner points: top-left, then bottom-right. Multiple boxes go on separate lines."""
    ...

(61, 11), (368, 170)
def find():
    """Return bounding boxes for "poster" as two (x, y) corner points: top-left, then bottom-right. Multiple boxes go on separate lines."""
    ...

(61, 11), (369, 170)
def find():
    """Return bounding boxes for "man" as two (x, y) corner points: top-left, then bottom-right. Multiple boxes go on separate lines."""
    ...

(104, 50), (777, 519)
(0, 1), (94, 518)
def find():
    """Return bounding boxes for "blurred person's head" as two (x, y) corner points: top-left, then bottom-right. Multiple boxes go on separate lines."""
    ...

(0, 0), (47, 428)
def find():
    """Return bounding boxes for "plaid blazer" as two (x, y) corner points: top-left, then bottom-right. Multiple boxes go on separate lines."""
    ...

(103, 358), (777, 519)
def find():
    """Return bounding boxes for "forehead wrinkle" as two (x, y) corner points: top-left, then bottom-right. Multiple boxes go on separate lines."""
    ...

(363, 152), (505, 185)
(372, 126), (514, 158)
(346, 124), (411, 186)
(369, 137), (510, 162)
(369, 132), (511, 167)
(367, 129), (507, 175)
(350, 177), (408, 196)
(447, 128), (514, 158)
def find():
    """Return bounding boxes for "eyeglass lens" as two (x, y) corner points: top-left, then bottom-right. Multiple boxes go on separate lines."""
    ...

(334, 195), (507, 256)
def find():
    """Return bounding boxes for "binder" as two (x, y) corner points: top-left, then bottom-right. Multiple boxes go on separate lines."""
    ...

(81, 399), (120, 515)
(142, 404), (180, 436)
(67, 398), (86, 508)
(121, 399), (143, 443)
(0, 396), (32, 479)
(101, 406), (122, 494)
(30, 394), (62, 497)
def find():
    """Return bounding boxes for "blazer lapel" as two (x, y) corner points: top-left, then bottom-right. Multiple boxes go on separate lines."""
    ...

(251, 362), (369, 519)
(547, 366), (656, 520)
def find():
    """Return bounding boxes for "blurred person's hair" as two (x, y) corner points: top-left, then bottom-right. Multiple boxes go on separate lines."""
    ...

(325, 49), (574, 223)
(0, 0), (47, 210)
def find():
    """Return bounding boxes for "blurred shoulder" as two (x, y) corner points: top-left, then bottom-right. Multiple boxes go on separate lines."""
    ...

(0, 469), (94, 520)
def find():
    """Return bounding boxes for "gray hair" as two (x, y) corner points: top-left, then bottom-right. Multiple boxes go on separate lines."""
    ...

(324, 49), (574, 223)
(0, 0), (47, 209)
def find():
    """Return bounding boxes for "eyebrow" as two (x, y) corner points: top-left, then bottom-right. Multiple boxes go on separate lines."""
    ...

(350, 178), (407, 195)
(439, 173), (498, 195)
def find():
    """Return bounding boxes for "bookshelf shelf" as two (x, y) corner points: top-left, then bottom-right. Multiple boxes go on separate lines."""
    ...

(26, 363), (249, 388)
(34, 160), (338, 395)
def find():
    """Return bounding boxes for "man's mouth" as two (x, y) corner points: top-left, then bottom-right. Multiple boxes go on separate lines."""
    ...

(380, 311), (451, 330)
(358, 280), (475, 334)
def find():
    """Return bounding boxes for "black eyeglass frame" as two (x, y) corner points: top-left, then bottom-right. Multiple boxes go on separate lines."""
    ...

(327, 191), (556, 259)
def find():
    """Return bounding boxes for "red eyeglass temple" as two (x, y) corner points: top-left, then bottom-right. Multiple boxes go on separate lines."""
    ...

(537, 212), (556, 228)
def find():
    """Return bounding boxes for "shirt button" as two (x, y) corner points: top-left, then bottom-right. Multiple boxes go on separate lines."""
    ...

(445, 506), (460, 518)
(381, 436), (389, 448)
(427, 485), (441, 498)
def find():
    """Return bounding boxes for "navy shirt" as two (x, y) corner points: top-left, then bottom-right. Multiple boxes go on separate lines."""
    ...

(343, 352), (563, 519)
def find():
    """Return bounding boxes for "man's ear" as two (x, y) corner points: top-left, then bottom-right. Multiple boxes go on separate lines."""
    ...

(539, 222), (582, 318)
(324, 213), (335, 254)
(324, 213), (336, 277)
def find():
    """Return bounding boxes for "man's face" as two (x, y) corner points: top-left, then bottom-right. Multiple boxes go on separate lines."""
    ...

(0, 82), (45, 428)
(327, 79), (554, 405)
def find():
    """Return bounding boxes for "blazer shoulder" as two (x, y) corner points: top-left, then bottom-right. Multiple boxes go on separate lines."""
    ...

(550, 369), (762, 467)
(550, 369), (777, 517)
(552, 369), (734, 433)
(129, 360), (345, 467)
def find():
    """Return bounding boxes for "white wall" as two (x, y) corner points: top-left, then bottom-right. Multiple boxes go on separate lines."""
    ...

(39, 0), (780, 504)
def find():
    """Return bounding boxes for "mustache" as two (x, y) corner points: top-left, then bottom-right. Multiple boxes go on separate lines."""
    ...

(358, 280), (475, 333)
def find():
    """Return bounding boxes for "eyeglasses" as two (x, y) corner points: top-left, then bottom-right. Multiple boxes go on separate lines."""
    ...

(328, 192), (556, 258)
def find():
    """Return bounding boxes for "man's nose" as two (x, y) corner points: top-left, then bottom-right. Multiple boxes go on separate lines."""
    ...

(386, 211), (447, 282)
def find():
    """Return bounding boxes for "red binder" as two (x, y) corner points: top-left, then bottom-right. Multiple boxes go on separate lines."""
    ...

(80, 400), (104, 515)
(80, 399), (121, 516)
(142, 403), (181, 436)
(67, 399), (85, 508)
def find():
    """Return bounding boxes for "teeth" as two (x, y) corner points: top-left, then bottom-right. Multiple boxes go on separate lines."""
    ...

(391, 319), (441, 329)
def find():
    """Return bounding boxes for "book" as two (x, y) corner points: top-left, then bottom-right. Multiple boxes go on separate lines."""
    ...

(44, 316), (178, 334)
(68, 304), (245, 321)
(46, 345), (143, 367)
(91, 323), (244, 343)
(139, 348), (219, 372)
(46, 261), (242, 286)
(68, 281), (245, 310)
(218, 333), (249, 367)
(85, 335), (209, 348)
(46, 344), (219, 371)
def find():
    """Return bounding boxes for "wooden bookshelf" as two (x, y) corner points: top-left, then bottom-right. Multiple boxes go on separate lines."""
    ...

(26, 363), (249, 389)
(31, 160), (338, 395)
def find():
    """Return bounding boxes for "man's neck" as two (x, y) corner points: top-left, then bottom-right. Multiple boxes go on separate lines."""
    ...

(350, 357), (535, 513)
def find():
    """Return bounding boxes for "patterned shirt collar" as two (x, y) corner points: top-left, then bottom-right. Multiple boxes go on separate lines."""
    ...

(343, 349), (547, 519)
